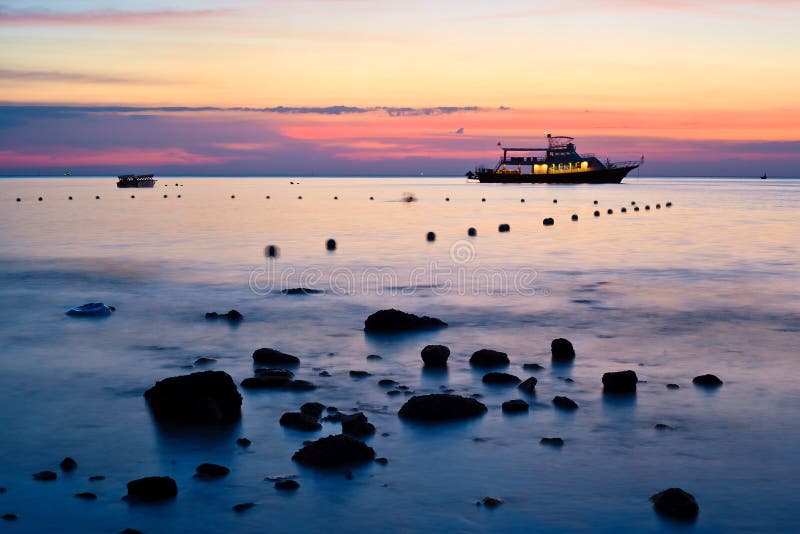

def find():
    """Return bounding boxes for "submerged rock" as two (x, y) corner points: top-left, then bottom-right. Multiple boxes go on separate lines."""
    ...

(518, 377), (538, 394)
(74, 492), (97, 500)
(252, 348), (300, 366)
(275, 479), (300, 490)
(551, 338), (575, 363)
(378, 379), (399, 387)
(341, 412), (376, 438)
(292, 435), (376, 467)
(205, 310), (243, 322)
(540, 437), (564, 447)
(650, 488), (699, 520)
(469, 349), (509, 368)
(60, 457), (78, 472)
(666, 383), (680, 390)
(280, 412), (322, 431)
(126, 476), (178, 502)
(300, 402), (325, 419)
(552, 396), (579, 410)
(349, 370), (371, 378)
(602, 370), (639, 394)
(88, 476), (105, 481)
(32, 471), (57, 481)
(282, 288), (323, 295)
(240, 375), (291, 390)
(692, 374), (723, 387)
(501, 399), (529, 413)
(364, 309), (447, 333)
(366, 354), (382, 360)
(482, 372), (521, 385)
(144, 371), (242, 424)
(654, 423), (674, 431)
(421, 344), (450, 367)
(194, 357), (217, 366)
(194, 463), (230, 479)
(232, 502), (255, 513)
(236, 437), (252, 447)
(481, 497), (503, 508)
(523, 363), (545, 371)
(398, 394), (487, 421)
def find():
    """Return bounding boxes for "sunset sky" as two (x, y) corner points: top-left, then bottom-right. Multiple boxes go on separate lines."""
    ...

(1, 0), (798, 176)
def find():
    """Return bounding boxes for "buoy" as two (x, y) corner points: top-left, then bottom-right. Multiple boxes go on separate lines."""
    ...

(163, 194), (168, 198)
(334, 196), (338, 200)
(666, 201), (672, 207)
(593, 200), (598, 205)
(16, 198), (21, 202)
(631, 201), (636, 205)
(231, 195), (235, 199)
(543, 218), (554, 226)
(38, 197), (43, 201)
(594, 210), (600, 217)
(645, 205), (651, 210)
(498, 223), (510, 232)
(634, 206), (640, 212)
(445, 197), (450, 201)
(607, 209), (613, 214)
(175, 183), (179, 186)
(553, 199), (558, 203)
(131, 195), (135, 199)
(326, 239), (337, 251)
(265, 245), (279, 258)
(468, 227), (477, 237)
(298, 196), (303, 200)
(426, 231), (436, 242)
(369, 196), (374, 200)
(571, 214), (578, 221)
(95, 195), (100, 199)
(520, 198), (525, 203)
(656, 204), (661, 209)
(266, 195), (270, 199)
(481, 198), (486, 202)
(68, 196), (73, 200)
(290, 181), (294, 185)
(177, 195), (182, 198)
(621, 207), (627, 213)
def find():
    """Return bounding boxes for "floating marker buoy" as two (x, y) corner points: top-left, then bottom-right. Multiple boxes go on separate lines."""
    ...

(634, 206), (640, 211)
(543, 218), (554, 226)
(607, 209), (613, 214)
(131, 195), (135, 199)
(38, 197), (43, 201)
(594, 210), (600, 217)
(553, 199), (558, 203)
(631, 201), (636, 205)
(95, 195), (100, 199)
(326, 239), (337, 251)
(666, 201), (672, 207)
(369, 196), (374, 200)
(265, 245), (280, 258)
(177, 195), (181, 198)
(163, 194), (168, 198)
(16, 198), (21, 202)
(290, 181), (294, 185)
(481, 198), (486, 202)
(520, 198), (525, 203)
(298, 196), (302, 200)
(68, 196), (73, 200)
(498, 223), (510, 232)
(645, 205), (651, 210)
(334, 196), (338, 200)
(175, 183), (179, 186)
(656, 204), (661, 209)
(571, 214), (578, 221)
(593, 200), (598, 205)
(231, 195), (235, 199)
(468, 227), (477, 237)
(426, 231), (436, 242)
(266, 195), (270, 199)
(621, 207), (627, 213)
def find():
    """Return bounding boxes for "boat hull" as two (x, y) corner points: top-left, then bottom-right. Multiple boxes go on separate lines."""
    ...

(116, 180), (156, 188)
(474, 165), (637, 184)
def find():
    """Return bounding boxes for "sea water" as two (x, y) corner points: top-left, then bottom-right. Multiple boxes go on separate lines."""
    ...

(0, 177), (798, 532)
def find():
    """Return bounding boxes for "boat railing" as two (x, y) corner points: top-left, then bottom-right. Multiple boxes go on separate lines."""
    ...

(606, 160), (641, 169)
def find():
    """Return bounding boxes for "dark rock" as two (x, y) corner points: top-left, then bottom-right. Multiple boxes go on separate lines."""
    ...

(194, 463), (230, 478)
(126, 476), (178, 502)
(602, 370), (639, 394)
(300, 402), (325, 419)
(89, 476), (105, 481)
(518, 377), (538, 394)
(482, 372), (521, 385)
(194, 357), (217, 365)
(121, 529), (143, 534)
(280, 412), (322, 431)
(0, 487), (5, 493)
(254, 368), (294, 378)
(421, 344), (450, 367)
(349, 370), (371, 378)
(543, 218), (554, 226)
(666, 383), (680, 390)
(252, 348), (300, 366)
(144, 371), (242, 424)
(378, 379), (399, 387)
(523, 363), (545, 371)
(326, 239), (337, 251)
(233, 502), (254, 512)
(275, 479), (300, 490)
(655, 423), (674, 430)
(318, 371), (331, 377)
(74, 492), (97, 500)
(482, 497), (503, 508)
(240, 375), (291, 390)
(375, 457), (388, 465)
(498, 223), (510, 232)
(282, 287), (323, 295)
(540, 437), (564, 446)
(366, 354), (382, 360)
(552, 396), (579, 410)
(468, 227), (477, 236)
(2, 514), (18, 521)
(397, 385), (410, 390)
(236, 437), (252, 447)
(32, 471), (57, 481)
(341, 412), (376, 437)
(426, 231), (436, 242)
(60, 457), (78, 472)
(386, 390), (402, 397)
(693, 374), (723, 387)
(502, 399), (529, 413)
(650, 488), (699, 520)
(205, 310), (243, 321)
(469, 349), (509, 368)
(327, 406), (338, 413)
(364, 309), (447, 334)
(564, 377), (574, 383)
(292, 434), (376, 467)
(288, 380), (315, 391)
(551, 338), (575, 363)
(398, 394), (487, 421)
(323, 412), (344, 423)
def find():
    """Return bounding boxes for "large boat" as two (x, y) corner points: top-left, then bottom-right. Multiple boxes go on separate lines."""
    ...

(466, 135), (641, 184)
(116, 174), (157, 188)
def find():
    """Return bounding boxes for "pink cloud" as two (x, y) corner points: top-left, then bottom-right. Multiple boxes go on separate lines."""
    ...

(0, 147), (224, 168)
(0, 6), (232, 26)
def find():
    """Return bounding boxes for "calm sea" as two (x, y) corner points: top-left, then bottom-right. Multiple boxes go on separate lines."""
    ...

(0, 177), (798, 532)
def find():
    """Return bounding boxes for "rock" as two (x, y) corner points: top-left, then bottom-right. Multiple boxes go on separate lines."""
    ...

(518, 377), (538, 394)
(282, 287), (323, 295)
(89, 476), (105, 481)
(300, 402), (325, 419)
(366, 354), (382, 360)
(421, 345), (450, 367)
(564, 377), (574, 383)
(552, 396), (578, 410)
(194, 357), (217, 365)
(252, 348), (300, 366)
(655, 423), (674, 430)
(523, 363), (545, 371)
(121, 529), (143, 534)
(2, 514), (18, 521)
(236, 437), (252, 447)
(32, 471), (57, 481)
(341, 412), (376, 438)
(207, 310), (243, 321)
(543, 218), (554, 226)
(693, 374), (723, 387)
(469, 349), (509, 368)
(540, 437), (564, 446)
(326, 239), (337, 251)
(502, 399), (529, 413)
(292, 434), (376, 467)
(398, 394), (487, 421)
(74, 492), (97, 500)
(255, 368), (294, 378)
(144, 371), (242, 424)
(650, 488), (699, 520)
(233, 502), (254, 512)
(289, 381), (317, 392)
(378, 379), (398, 387)
(349, 370), (371, 378)
(126, 476), (178, 502)
(375, 457), (388, 465)
(0, 487), (5, 493)
(498, 223), (510, 232)
(194, 463), (230, 478)
(318, 371), (331, 377)
(666, 383), (680, 389)
(364, 309), (447, 333)
(426, 231), (436, 242)
(240, 375), (291, 390)
(60, 457), (78, 472)
(275, 479), (300, 490)
(387, 390), (402, 397)
(551, 338), (575, 363)
(280, 412), (322, 431)
(323, 412), (344, 423)
(482, 372), (521, 385)
(482, 497), (503, 508)
(468, 227), (477, 236)
(602, 370), (639, 394)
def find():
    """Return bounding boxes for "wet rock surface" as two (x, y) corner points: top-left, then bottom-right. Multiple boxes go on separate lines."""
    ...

(341, 412), (376, 437)
(300, 402), (325, 419)
(364, 309), (447, 333)
(540, 437), (564, 447)
(60, 457), (78, 472)
(144, 371), (242, 424)
(126, 476), (178, 502)
(194, 463), (230, 479)
(518, 377), (538, 394)
(501, 399), (529, 413)
(398, 394), (488, 421)
(553, 396), (579, 410)
(280, 412), (322, 431)
(252, 348), (300, 366)
(650, 488), (699, 520)
(469, 349), (509, 368)
(421, 344), (450, 367)
(74, 492), (97, 500)
(693, 374), (723, 387)
(602, 370), (639, 393)
(205, 310), (243, 322)
(482, 372), (521, 385)
(275, 479), (300, 490)
(292, 435), (376, 467)
(32, 471), (57, 481)
(551, 338), (575, 363)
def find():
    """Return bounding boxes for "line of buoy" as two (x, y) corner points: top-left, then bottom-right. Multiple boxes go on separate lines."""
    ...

(326, 239), (337, 251)
(571, 214), (578, 221)
(543, 218), (554, 226)
(426, 231), (436, 242)
(498, 223), (510, 232)
(468, 227), (477, 237)
(594, 210), (600, 217)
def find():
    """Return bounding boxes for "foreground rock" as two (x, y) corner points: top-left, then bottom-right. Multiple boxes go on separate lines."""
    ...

(32, 471), (57, 481)
(292, 435), (376, 467)
(398, 394), (487, 421)
(60, 457), (78, 472)
(482, 372), (521, 385)
(481, 497), (503, 508)
(74, 492), (97, 500)
(692, 374), (723, 387)
(144, 371), (242, 424)
(280, 412), (322, 431)
(650, 488), (699, 520)
(552, 396), (579, 410)
(126, 476), (178, 502)
(275, 479), (300, 490)
(232, 502), (254, 512)
(551, 338), (575, 363)
(602, 370), (639, 394)
(421, 345), (450, 367)
(469, 349), (509, 368)
(205, 310), (243, 322)
(194, 463), (230, 479)
(501, 399), (529, 413)
(540, 437), (564, 447)
(518, 377), (538, 394)
(252, 348), (300, 366)
(364, 309), (447, 334)
(300, 402), (325, 419)
(341, 413), (376, 437)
